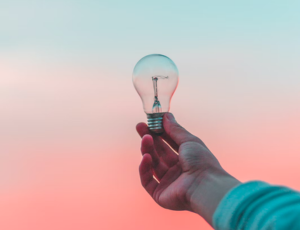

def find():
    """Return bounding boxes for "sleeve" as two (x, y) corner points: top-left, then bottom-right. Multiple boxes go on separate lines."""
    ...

(213, 181), (300, 230)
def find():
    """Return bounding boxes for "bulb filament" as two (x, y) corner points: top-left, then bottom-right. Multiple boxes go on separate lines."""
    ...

(152, 75), (168, 113)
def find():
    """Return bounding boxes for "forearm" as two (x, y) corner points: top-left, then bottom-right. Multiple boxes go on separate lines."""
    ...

(189, 168), (241, 226)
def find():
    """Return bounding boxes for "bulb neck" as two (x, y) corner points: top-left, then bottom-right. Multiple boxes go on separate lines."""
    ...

(147, 113), (165, 134)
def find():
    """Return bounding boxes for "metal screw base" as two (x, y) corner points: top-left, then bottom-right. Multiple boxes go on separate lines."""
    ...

(147, 113), (165, 134)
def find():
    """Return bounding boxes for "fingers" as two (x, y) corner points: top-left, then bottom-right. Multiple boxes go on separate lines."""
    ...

(156, 163), (182, 198)
(160, 132), (179, 153)
(141, 135), (168, 179)
(141, 134), (160, 166)
(139, 154), (182, 202)
(137, 123), (179, 167)
(139, 154), (159, 196)
(136, 122), (148, 135)
(163, 113), (205, 147)
(152, 138), (179, 167)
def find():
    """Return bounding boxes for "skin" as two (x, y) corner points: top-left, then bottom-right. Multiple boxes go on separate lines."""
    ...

(137, 113), (241, 226)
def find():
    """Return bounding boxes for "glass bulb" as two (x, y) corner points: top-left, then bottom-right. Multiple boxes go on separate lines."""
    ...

(132, 54), (179, 134)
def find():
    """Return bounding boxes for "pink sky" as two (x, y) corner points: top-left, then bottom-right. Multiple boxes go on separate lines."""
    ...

(1, 55), (300, 229)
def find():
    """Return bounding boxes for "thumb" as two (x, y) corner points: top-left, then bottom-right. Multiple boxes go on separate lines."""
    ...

(163, 113), (200, 146)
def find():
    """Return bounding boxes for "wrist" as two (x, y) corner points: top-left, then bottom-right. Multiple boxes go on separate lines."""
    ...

(188, 167), (241, 226)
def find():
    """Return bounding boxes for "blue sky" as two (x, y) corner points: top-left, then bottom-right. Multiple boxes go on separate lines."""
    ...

(1, 1), (299, 57)
(1, 1), (300, 120)
(1, 0), (300, 114)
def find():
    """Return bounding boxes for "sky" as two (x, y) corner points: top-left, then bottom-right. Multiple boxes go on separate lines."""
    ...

(1, 1), (300, 230)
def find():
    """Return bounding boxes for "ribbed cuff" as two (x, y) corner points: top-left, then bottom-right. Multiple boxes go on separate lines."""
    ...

(213, 181), (270, 230)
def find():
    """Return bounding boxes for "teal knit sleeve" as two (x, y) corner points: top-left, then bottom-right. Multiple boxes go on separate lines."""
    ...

(213, 181), (300, 230)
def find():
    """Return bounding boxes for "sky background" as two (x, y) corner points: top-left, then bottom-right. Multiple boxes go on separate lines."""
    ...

(1, 1), (300, 229)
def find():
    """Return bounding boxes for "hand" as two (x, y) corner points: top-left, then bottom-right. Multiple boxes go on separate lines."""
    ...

(137, 113), (240, 225)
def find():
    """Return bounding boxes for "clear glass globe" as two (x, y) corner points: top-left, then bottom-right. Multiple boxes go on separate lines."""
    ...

(132, 54), (179, 114)
(132, 54), (179, 133)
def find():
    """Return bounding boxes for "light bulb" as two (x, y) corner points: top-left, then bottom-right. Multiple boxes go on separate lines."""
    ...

(132, 54), (179, 134)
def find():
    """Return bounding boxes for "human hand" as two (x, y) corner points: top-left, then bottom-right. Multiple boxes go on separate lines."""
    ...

(136, 113), (240, 225)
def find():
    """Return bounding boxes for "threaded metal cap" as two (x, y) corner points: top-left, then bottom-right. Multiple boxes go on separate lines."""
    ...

(147, 113), (165, 134)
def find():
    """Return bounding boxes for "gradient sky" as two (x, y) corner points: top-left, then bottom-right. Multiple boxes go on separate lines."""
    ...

(1, 1), (300, 230)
